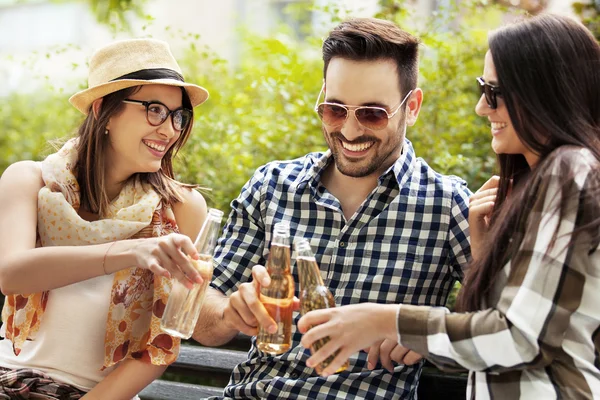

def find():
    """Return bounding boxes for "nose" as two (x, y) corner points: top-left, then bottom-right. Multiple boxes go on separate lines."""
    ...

(156, 115), (178, 139)
(340, 109), (365, 141)
(475, 94), (492, 117)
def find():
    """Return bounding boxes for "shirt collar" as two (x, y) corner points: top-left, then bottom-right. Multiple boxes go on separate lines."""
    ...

(293, 138), (417, 192)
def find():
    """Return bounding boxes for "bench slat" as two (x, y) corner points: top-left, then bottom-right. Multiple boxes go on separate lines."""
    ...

(141, 345), (467, 400)
(173, 346), (247, 373)
(139, 380), (222, 400)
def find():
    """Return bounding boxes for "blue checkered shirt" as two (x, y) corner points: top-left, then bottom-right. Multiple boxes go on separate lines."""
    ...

(209, 139), (471, 399)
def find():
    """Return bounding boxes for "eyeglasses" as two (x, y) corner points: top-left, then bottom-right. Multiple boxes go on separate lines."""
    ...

(476, 77), (502, 109)
(122, 99), (192, 131)
(314, 86), (413, 131)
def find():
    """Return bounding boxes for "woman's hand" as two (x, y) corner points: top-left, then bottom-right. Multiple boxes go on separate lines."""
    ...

(469, 176), (500, 261)
(129, 233), (201, 288)
(298, 303), (399, 376)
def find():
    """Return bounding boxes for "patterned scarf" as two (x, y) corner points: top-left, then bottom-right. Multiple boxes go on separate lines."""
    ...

(1, 139), (180, 369)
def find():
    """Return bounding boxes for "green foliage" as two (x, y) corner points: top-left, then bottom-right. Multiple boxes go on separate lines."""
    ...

(1, 0), (512, 216)
(573, 1), (600, 40)
(50, 0), (148, 31)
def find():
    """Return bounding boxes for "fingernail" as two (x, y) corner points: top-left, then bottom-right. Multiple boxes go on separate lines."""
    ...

(306, 360), (313, 367)
(322, 372), (330, 378)
(268, 325), (277, 334)
(194, 274), (203, 284)
(368, 362), (374, 370)
(164, 271), (172, 279)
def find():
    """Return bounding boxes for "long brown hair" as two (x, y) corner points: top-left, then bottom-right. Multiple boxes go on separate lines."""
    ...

(457, 14), (600, 311)
(74, 79), (195, 217)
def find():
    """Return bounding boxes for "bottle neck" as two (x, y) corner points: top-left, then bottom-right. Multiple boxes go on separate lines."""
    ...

(297, 255), (324, 288)
(267, 244), (291, 275)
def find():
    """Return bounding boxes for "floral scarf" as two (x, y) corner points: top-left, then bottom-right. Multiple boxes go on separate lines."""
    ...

(1, 139), (180, 369)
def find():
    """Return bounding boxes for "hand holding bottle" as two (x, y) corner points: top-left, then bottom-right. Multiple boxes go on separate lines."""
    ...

(298, 303), (400, 377)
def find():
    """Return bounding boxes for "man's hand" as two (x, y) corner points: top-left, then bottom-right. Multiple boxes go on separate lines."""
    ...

(223, 264), (300, 336)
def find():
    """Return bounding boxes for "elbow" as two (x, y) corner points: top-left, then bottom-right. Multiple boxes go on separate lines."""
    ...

(0, 264), (22, 296)
(522, 344), (559, 370)
(0, 270), (15, 296)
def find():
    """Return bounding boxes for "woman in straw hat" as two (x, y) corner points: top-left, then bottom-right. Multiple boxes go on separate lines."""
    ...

(0, 38), (210, 399)
(299, 14), (600, 398)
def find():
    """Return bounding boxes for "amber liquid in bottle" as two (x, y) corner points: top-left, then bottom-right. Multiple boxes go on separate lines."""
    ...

(256, 223), (295, 355)
(296, 239), (348, 374)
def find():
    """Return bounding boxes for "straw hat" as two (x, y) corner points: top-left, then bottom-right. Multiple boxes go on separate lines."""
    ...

(69, 38), (209, 114)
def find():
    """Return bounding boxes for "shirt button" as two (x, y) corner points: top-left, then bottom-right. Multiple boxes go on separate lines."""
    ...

(290, 372), (299, 379)
(339, 241), (346, 248)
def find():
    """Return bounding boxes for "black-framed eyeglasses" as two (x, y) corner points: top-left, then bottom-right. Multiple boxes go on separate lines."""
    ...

(314, 84), (413, 131)
(122, 99), (193, 131)
(476, 77), (502, 109)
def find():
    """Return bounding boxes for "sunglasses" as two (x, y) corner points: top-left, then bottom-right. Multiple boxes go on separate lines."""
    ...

(476, 77), (502, 109)
(314, 86), (413, 131)
(122, 99), (193, 131)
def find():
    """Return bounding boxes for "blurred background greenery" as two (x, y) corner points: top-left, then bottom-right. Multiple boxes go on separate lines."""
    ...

(0, 0), (598, 311)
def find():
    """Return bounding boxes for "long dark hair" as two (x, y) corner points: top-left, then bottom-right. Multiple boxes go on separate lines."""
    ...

(74, 69), (195, 217)
(457, 14), (600, 311)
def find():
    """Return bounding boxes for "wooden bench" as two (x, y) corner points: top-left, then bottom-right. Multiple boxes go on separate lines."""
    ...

(139, 335), (467, 399)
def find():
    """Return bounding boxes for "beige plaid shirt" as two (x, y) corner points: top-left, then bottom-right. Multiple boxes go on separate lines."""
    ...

(397, 147), (600, 399)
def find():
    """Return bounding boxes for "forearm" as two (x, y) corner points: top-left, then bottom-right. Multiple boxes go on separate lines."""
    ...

(82, 359), (166, 400)
(192, 288), (238, 346)
(0, 240), (138, 295)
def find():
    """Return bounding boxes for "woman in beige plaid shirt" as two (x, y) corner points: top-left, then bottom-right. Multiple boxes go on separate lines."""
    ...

(299, 13), (600, 399)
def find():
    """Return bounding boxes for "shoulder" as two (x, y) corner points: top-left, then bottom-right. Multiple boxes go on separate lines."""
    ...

(247, 152), (324, 188)
(171, 188), (208, 239)
(0, 161), (43, 192)
(545, 146), (598, 176)
(412, 157), (472, 200)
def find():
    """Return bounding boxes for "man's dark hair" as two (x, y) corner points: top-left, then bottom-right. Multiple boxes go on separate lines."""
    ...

(322, 17), (420, 96)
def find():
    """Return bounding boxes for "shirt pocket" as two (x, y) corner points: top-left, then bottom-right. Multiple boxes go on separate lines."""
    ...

(335, 237), (427, 305)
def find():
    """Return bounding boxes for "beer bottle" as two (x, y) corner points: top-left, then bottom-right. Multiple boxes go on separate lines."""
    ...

(296, 237), (348, 374)
(256, 222), (294, 354)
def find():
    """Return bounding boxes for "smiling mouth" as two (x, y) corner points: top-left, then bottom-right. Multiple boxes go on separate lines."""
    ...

(341, 140), (375, 152)
(142, 140), (167, 152)
(491, 122), (508, 130)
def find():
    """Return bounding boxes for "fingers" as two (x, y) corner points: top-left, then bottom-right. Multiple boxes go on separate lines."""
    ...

(241, 281), (278, 334)
(475, 175), (500, 193)
(223, 295), (258, 336)
(292, 296), (301, 312)
(367, 340), (383, 370)
(161, 234), (202, 284)
(252, 264), (271, 287)
(299, 313), (333, 348)
(154, 249), (192, 289)
(403, 350), (423, 366)
(316, 344), (351, 377)
(379, 339), (397, 372)
(305, 335), (340, 370)
(297, 309), (330, 334)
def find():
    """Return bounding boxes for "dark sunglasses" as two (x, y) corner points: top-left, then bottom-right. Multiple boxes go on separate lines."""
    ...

(314, 85), (413, 131)
(122, 99), (192, 131)
(476, 77), (502, 109)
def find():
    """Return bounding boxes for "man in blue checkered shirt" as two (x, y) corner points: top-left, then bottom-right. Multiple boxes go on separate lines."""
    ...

(193, 17), (471, 399)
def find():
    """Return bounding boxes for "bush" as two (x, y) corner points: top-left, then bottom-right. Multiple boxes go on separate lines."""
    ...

(0, 2), (507, 215)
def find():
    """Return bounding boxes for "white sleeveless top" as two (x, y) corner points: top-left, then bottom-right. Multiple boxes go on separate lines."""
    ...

(0, 273), (116, 391)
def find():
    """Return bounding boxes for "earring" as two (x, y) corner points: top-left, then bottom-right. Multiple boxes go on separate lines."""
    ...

(104, 129), (109, 135)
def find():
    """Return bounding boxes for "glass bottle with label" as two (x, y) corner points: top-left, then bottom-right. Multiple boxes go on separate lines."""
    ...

(256, 222), (295, 354)
(296, 237), (348, 374)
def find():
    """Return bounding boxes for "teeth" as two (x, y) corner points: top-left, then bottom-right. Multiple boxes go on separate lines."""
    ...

(143, 140), (166, 152)
(342, 141), (374, 152)
(491, 122), (508, 130)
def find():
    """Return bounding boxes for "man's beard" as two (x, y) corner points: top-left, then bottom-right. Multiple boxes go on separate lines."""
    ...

(322, 126), (404, 178)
